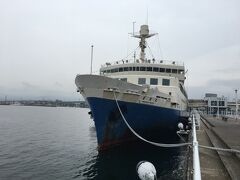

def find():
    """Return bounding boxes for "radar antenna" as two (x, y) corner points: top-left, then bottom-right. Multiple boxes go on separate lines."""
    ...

(132, 25), (157, 63)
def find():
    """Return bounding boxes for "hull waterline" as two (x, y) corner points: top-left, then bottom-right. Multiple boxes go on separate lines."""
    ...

(87, 97), (182, 150)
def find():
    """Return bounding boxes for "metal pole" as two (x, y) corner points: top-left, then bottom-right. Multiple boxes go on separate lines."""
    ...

(133, 21), (136, 35)
(192, 113), (201, 180)
(235, 89), (238, 119)
(90, 45), (93, 74)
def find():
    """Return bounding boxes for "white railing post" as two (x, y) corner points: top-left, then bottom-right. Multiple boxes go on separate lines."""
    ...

(192, 112), (201, 180)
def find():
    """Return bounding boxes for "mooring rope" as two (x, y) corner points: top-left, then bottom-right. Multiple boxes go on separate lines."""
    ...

(199, 145), (240, 154)
(113, 91), (191, 148)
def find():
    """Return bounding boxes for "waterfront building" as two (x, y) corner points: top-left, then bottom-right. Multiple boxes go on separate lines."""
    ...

(204, 93), (228, 115)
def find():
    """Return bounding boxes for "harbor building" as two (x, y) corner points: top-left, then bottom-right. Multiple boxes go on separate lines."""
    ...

(188, 99), (207, 112)
(227, 101), (240, 116)
(189, 93), (228, 115)
(204, 93), (228, 115)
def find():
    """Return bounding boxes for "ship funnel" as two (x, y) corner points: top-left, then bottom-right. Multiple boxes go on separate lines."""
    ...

(140, 25), (149, 36)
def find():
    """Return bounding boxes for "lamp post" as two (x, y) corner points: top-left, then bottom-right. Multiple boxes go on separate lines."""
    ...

(235, 89), (238, 119)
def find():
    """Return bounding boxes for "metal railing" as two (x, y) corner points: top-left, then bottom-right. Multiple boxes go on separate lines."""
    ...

(192, 112), (201, 180)
(101, 59), (184, 68)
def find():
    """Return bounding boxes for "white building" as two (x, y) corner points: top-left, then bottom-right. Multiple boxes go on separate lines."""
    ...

(204, 93), (228, 115)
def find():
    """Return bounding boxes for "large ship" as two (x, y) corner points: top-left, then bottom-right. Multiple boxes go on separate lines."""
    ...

(75, 25), (188, 150)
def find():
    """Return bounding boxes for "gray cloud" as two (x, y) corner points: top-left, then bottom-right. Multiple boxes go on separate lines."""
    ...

(21, 81), (37, 89)
(215, 67), (240, 74)
(54, 82), (63, 87)
(207, 78), (240, 88)
(0, 0), (239, 100)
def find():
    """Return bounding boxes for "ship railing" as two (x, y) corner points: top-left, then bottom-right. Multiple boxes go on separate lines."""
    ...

(101, 59), (184, 68)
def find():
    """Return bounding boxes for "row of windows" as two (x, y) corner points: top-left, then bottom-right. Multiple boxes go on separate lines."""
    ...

(211, 101), (225, 106)
(101, 67), (184, 74)
(120, 78), (170, 86)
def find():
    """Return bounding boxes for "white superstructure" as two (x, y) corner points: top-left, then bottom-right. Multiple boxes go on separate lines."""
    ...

(76, 24), (188, 112)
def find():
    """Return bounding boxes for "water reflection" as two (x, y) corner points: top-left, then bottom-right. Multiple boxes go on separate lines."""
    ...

(77, 139), (188, 180)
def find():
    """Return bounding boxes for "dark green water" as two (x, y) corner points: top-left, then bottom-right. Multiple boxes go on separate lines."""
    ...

(0, 105), (188, 180)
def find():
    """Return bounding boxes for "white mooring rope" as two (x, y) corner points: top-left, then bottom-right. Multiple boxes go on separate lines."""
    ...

(199, 145), (240, 154)
(113, 91), (191, 148)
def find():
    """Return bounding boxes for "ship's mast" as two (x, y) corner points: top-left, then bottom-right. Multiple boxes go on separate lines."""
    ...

(132, 25), (157, 63)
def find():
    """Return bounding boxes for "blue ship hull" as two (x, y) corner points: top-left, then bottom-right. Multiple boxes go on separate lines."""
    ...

(87, 97), (181, 150)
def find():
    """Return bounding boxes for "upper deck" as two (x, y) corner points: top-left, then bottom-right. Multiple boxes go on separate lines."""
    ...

(100, 58), (186, 82)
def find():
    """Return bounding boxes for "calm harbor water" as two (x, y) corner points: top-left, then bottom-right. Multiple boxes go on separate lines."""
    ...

(0, 105), (188, 180)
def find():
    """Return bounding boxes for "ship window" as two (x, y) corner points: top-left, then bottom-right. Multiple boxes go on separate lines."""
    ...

(119, 68), (123, 72)
(106, 70), (110, 73)
(120, 78), (127, 82)
(162, 79), (170, 86)
(140, 67), (146, 71)
(153, 67), (159, 72)
(133, 67), (136, 71)
(111, 68), (118, 73)
(124, 67), (128, 71)
(150, 78), (158, 85)
(138, 78), (146, 85)
(160, 68), (165, 72)
(178, 69), (184, 74)
(166, 69), (171, 73)
(129, 67), (132, 71)
(147, 67), (152, 71)
(172, 69), (177, 73)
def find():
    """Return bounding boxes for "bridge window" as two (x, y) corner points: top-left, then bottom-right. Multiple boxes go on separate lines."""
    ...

(120, 78), (127, 82)
(119, 68), (123, 72)
(136, 67), (140, 71)
(150, 78), (158, 85)
(172, 69), (177, 73)
(129, 67), (132, 71)
(178, 69), (184, 74)
(153, 67), (159, 72)
(162, 79), (170, 86)
(147, 67), (152, 71)
(160, 68), (165, 72)
(124, 67), (128, 71)
(138, 78), (146, 85)
(140, 67), (146, 71)
(110, 68), (118, 73)
(166, 69), (171, 73)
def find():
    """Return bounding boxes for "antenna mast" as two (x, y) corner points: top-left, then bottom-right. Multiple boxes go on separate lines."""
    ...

(90, 45), (93, 74)
(132, 25), (157, 63)
(132, 21), (136, 35)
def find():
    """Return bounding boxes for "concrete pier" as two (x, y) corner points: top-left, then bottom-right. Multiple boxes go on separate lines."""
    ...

(197, 115), (240, 180)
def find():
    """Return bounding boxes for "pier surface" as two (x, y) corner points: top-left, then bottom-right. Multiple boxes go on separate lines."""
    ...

(197, 115), (240, 180)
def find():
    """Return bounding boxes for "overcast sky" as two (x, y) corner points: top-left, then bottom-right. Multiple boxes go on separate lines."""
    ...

(0, 0), (239, 101)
